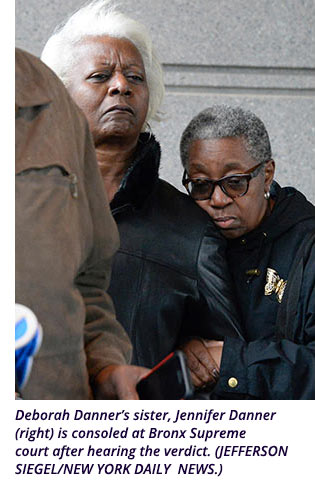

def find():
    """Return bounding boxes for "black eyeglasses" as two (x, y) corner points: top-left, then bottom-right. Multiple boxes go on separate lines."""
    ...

(182, 161), (266, 201)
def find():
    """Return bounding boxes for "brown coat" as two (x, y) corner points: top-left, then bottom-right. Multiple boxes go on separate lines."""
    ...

(15, 48), (132, 399)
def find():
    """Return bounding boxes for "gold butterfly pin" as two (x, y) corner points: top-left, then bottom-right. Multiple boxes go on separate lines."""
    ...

(264, 268), (287, 303)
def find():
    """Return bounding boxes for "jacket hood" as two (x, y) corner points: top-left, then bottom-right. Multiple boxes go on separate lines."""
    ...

(228, 181), (315, 251)
(110, 133), (161, 210)
(260, 181), (315, 240)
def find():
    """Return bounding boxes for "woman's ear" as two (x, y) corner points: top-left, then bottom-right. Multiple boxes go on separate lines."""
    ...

(264, 159), (275, 190)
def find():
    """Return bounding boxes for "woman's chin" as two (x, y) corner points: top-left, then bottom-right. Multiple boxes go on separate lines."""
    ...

(219, 226), (246, 239)
(95, 124), (140, 145)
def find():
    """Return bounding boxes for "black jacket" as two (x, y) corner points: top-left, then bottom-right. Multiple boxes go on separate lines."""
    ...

(108, 135), (242, 367)
(215, 182), (315, 399)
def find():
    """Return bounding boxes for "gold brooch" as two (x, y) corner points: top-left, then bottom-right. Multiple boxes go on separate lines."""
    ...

(264, 268), (287, 303)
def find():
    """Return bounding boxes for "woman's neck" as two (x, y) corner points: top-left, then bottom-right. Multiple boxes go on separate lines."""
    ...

(96, 140), (138, 203)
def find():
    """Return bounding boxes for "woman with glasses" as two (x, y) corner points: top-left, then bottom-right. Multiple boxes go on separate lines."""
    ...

(41, 1), (242, 378)
(180, 104), (315, 399)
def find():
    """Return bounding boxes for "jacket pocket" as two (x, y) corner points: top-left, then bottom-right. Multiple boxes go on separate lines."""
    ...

(16, 161), (90, 358)
(16, 164), (78, 199)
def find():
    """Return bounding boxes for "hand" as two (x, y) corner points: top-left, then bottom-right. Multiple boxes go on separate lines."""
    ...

(203, 340), (223, 369)
(93, 364), (149, 400)
(181, 338), (223, 389)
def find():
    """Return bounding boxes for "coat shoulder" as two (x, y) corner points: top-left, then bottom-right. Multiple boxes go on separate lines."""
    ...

(153, 178), (213, 227)
(116, 178), (222, 278)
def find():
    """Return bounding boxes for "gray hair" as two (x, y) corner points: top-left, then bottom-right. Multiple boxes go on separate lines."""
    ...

(180, 105), (272, 169)
(41, 0), (164, 126)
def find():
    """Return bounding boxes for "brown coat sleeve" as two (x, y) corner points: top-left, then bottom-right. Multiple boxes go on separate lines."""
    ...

(16, 48), (132, 399)
(77, 121), (133, 383)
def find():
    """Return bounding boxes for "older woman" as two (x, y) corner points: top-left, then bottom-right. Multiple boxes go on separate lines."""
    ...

(180, 105), (315, 399)
(41, 1), (242, 378)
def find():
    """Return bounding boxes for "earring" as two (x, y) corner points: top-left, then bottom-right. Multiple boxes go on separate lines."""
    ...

(264, 190), (270, 200)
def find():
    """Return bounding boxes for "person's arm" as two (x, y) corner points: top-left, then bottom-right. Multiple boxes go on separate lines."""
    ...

(76, 257), (132, 378)
(196, 221), (244, 340)
(180, 338), (222, 388)
(77, 262), (149, 399)
(187, 246), (315, 399)
(181, 221), (243, 386)
(183, 326), (315, 399)
(214, 338), (315, 399)
(77, 121), (148, 399)
(216, 244), (315, 399)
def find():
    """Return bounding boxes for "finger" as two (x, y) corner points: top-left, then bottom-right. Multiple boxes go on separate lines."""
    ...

(133, 366), (150, 382)
(203, 340), (224, 349)
(117, 366), (149, 400)
(118, 387), (139, 400)
(190, 370), (206, 388)
(197, 350), (218, 374)
(186, 351), (216, 385)
(191, 345), (219, 378)
(184, 339), (219, 375)
(203, 341), (223, 369)
(182, 340), (218, 385)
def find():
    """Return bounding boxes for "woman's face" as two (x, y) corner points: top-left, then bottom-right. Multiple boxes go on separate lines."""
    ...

(67, 36), (149, 146)
(187, 137), (275, 239)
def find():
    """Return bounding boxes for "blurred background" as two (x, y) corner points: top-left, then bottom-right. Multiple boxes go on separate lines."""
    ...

(16, 0), (315, 203)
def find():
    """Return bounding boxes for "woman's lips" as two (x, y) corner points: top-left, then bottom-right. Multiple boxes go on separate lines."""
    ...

(104, 104), (134, 115)
(213, 216), (236, 228)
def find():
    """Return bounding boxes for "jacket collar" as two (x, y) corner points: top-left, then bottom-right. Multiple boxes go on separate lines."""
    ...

(15, 48), (52, 109)
(228, 181), (315, 251)
(110, 133), (161, 210)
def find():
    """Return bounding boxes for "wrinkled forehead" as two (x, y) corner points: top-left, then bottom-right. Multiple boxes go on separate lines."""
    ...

(187, 137), (255, 175)
(72, 35), (145, 68)
(188, 137), (251, 160)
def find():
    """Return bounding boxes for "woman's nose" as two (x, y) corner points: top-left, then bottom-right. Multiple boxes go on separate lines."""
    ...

(210, 183), (233, 207)
(108, 73), (131, 96)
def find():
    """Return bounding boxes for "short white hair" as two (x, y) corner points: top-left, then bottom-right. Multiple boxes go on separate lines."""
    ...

(41, 0), (164, 125)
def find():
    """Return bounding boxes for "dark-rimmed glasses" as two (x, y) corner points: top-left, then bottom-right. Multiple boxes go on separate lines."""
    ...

(182, 161), (266, 201)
